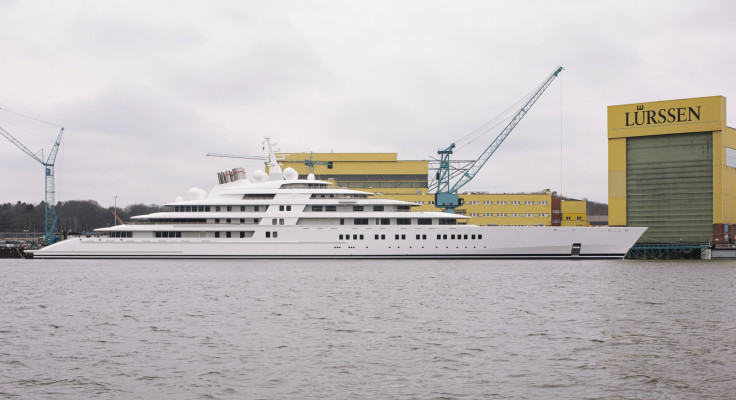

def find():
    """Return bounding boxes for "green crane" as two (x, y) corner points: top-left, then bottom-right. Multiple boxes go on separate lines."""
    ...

(0, 110), (64, 244)
(431, 66), (563, 213)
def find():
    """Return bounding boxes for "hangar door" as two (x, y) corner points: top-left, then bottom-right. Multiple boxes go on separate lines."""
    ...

(626, 132), (713, 242)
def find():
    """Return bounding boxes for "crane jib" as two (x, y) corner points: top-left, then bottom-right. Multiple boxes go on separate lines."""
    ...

(434, 66), (564, 212)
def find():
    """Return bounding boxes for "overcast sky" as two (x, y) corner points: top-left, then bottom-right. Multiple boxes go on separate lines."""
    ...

(1, 0), (735, 207)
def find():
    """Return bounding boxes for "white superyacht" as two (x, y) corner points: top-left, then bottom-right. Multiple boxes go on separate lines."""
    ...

(33, 143), (645, 260)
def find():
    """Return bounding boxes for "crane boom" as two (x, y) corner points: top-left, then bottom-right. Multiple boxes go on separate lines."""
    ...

(435, 66), (563, 212)
(0, 125), (44, 164)
(206, 153), (267, 160)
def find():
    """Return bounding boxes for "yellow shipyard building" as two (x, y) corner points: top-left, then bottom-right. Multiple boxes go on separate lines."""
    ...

(278, 152), (586, 227)
(608, 95), (736, 244)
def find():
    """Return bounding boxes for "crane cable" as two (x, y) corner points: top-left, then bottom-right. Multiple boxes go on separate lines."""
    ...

(0, 106), (63, 128)
(452, 79), (549, 154)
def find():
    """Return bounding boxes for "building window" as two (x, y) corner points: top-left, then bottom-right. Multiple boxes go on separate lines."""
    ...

(577, 216), (582, 221)
(312, 205), (323, 212)
(215, 232), (220, 238)
(226, 232), (231, 238)
(353, 206), (364, 211)
(397, 218), (411, 225)
(497, 201), (506, 205)
(326, 205), (337, 212)
(373, 205), (384, 211)
(354, 218), (369, 225)
(266, 232), (270, 238)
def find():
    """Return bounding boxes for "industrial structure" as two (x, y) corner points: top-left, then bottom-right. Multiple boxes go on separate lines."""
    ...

(608, 95), (736, 251)
(433, 66), (563, 212)
(278, 152), (587, 227)
(0, 110), (64, 244)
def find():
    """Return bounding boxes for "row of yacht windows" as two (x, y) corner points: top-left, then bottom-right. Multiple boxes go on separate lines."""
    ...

(310, 193), (369, 199)
(170, 204), (411, 213)
(141, 217), (457, 226)
(110, 231), (133, 238)
(214, 231), (255, 238)
(338, 218), (456, 225)
(339, 233), (483, 240)
(112, 230), (481, 240)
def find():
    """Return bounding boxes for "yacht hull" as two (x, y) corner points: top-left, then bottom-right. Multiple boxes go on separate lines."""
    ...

(32, 226), (646, 260)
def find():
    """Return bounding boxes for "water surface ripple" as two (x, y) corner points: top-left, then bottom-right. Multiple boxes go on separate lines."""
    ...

(1, 259), (734, 399)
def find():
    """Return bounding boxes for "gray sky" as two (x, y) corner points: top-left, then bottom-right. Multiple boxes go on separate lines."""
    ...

(1, 0), (735, 207)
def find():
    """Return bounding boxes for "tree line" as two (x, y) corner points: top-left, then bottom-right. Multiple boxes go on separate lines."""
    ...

(0, 201), (163, 234)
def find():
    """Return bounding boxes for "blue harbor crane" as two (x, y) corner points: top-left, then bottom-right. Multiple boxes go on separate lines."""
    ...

(0, 110), (64, 244)
(430, 66), (564, 213)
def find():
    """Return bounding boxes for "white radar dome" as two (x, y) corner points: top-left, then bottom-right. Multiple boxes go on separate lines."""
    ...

(283, 167), (298, 181)
(307, 173), (315, 180)
(188, 187), (207, 200)
(252, 170), (268, 183)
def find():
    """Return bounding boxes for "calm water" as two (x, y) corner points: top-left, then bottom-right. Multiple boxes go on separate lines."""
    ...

(1, 259), (735, 399)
